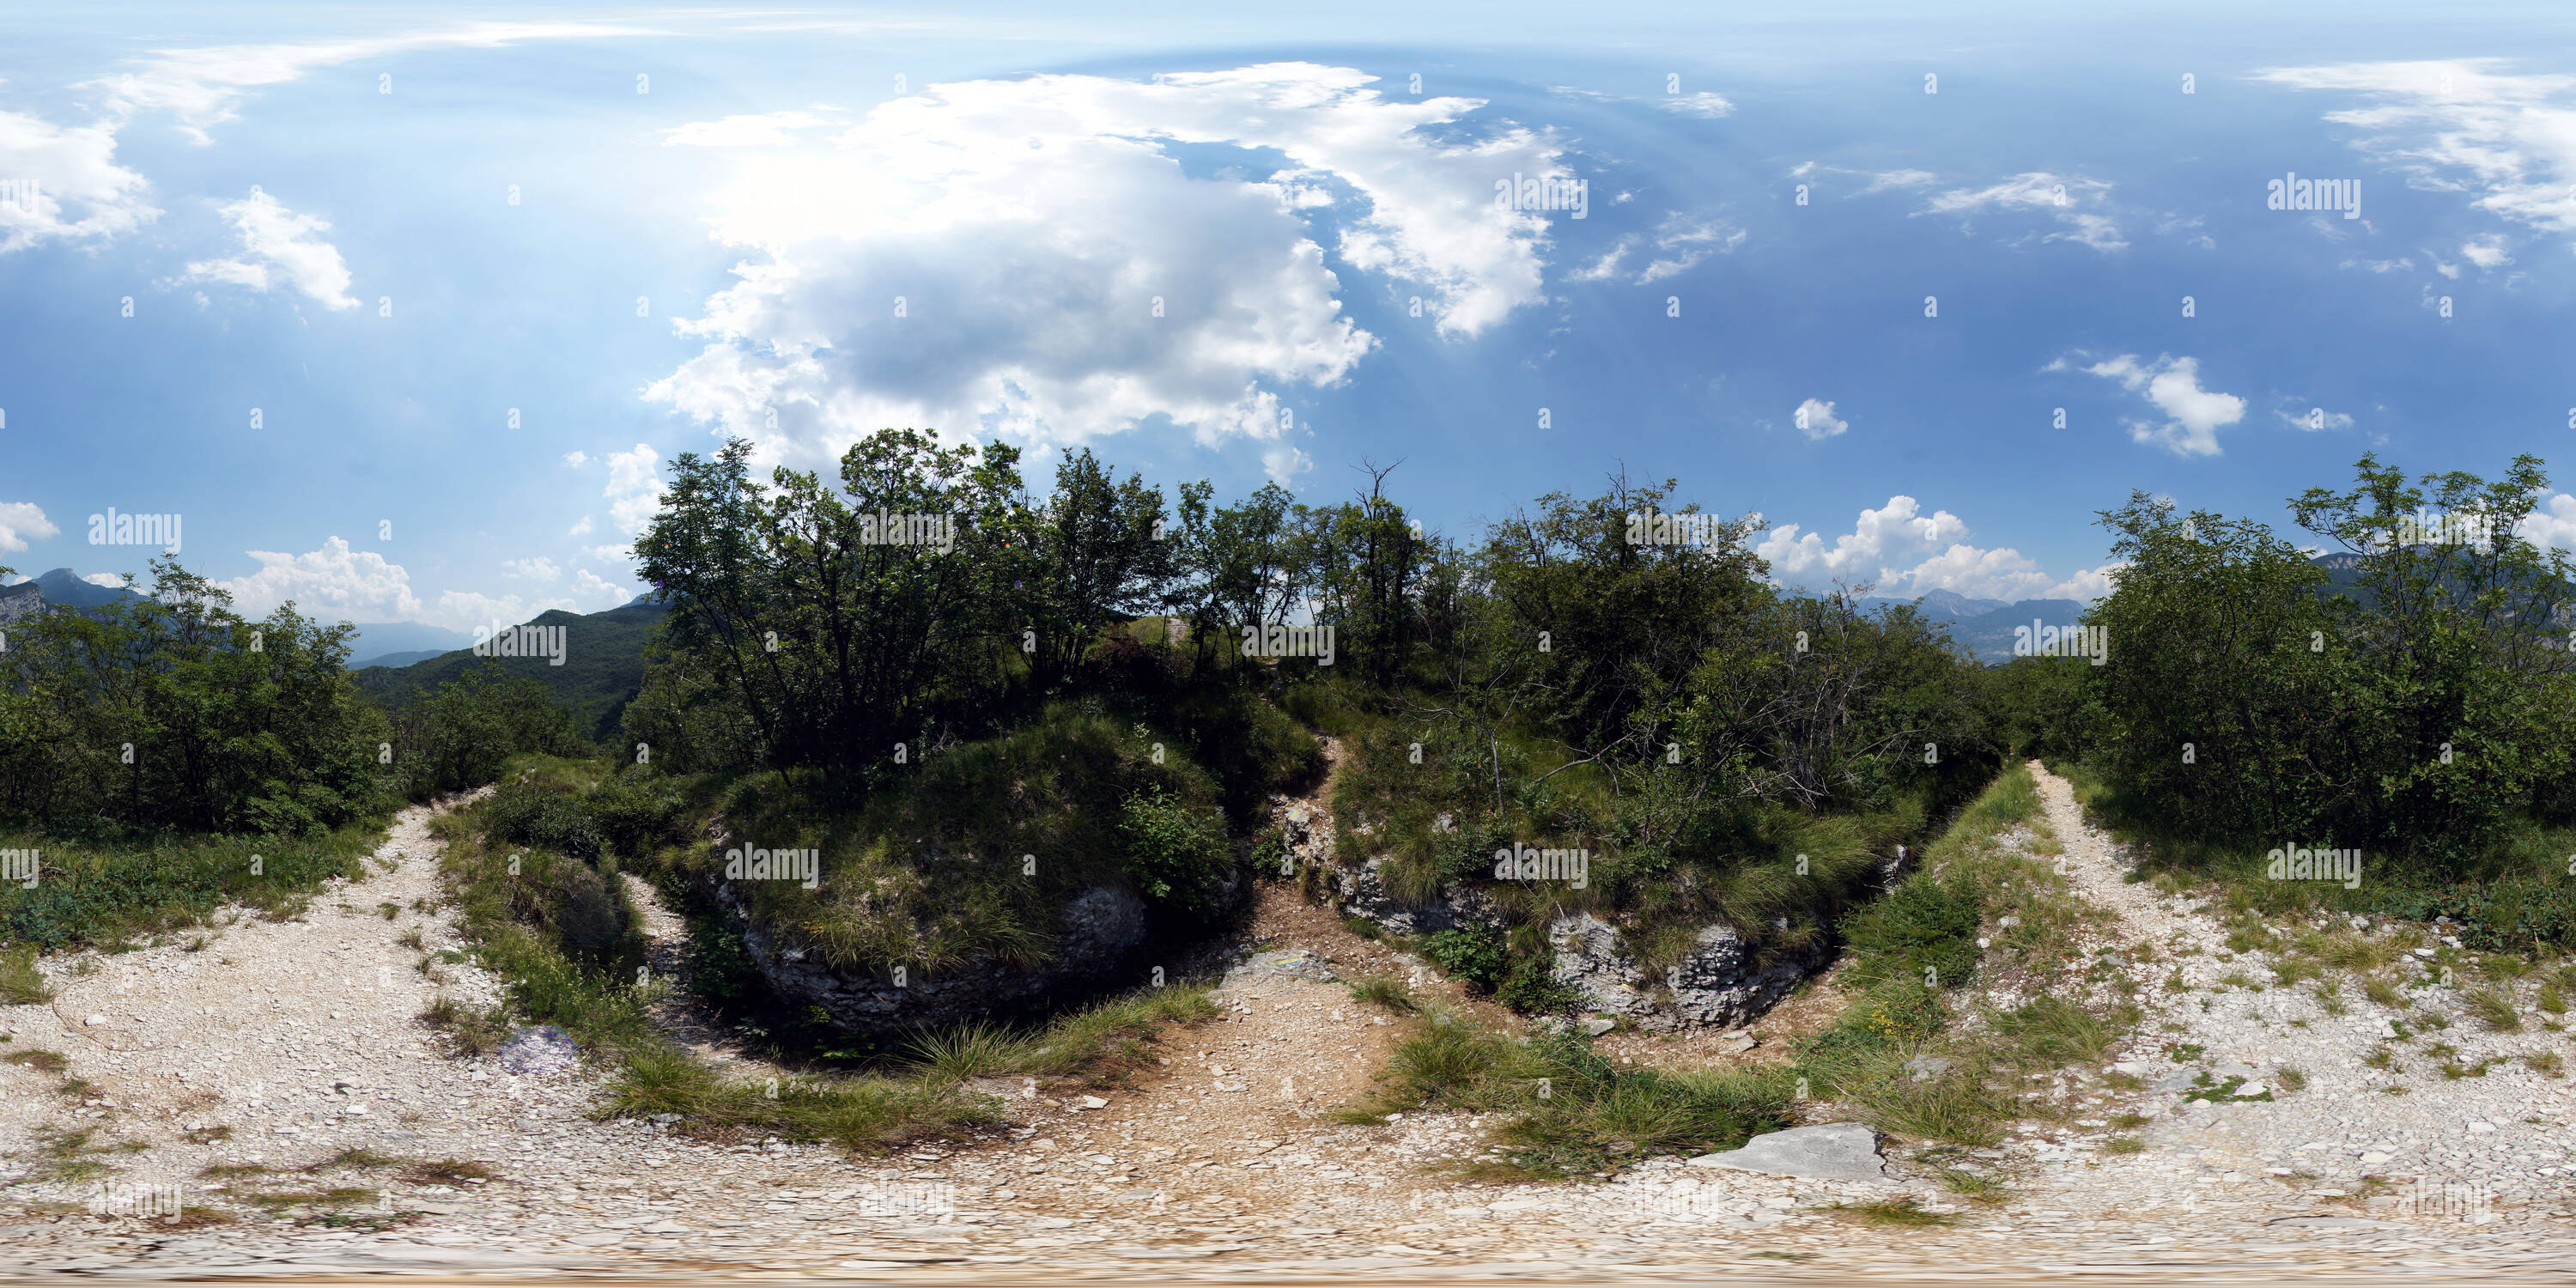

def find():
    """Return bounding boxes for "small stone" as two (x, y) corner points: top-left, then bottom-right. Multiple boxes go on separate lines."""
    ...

(84, 1014), (106, 1026)
(1078, 1096), (1109, 1109)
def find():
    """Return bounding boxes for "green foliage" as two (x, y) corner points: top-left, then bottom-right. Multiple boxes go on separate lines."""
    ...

(1840, 874), (1984, 991)
(0, 560), (386, 833)
(0, 826), (376, 950)
(355, 602), (669, 743)
(382, 671), (589, 803)
(1345, 1011), (1791, 1178)
(2086, 455), (2576, 868)
(1420, 923), (1507, 991)
(1117, 786), (1230, 918)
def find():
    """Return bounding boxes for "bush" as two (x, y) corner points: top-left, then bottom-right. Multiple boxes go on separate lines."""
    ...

(1118, 786), (1231, 918)
(1421, 924), (1506, 991)
(484, 783), (603, 864)
(1841, 873), (1984, 990)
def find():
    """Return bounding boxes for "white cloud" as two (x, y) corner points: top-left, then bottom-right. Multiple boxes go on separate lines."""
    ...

(217, 536), (619, 631)
(1660, 91), (1735, 118)
(1261, 444), (1314, 485)
(2256, 59), (2576, 235)
(568, 514), (595, 537)
(221, 536), (424, 622)
(1758, 495), (1966, 583)
(1793, 398), (1847, 441)
(1757, 495), (2112, 602)
(0, 501), (59, 552)
(1862, 168), (1939, 192)
(2343, 256), (2415, 272)
(2061, 352), (2245, 457)
(179, 187), (356, 308)
(82, 571), (124, 588)
(1923, 172), (2126, 251)
(0, 111), (159, 254)
(605, 444), (663, 534)
(562, 451), (588, 467)
(572, 568), (630, 605)
(647, 63), (1569, 465)
(1635, 215), (1744, 282)
(501, 556), (560, 581)
(2461, 234), (2513, 268)
(88, 21), (659, 145)
(584, 543), (635, 564)
(2518, 493), (2576, 552)
(661, 110), (826, 148)
(1574, 214), (1743, 285)
(2275, 404), (2356, 431)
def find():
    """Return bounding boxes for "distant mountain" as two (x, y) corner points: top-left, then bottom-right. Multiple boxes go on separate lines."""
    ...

(1856, 591), (2093, 664)
(341, 621), (473, 669)
(31, 567), (145, 610)
(348, 647), (447, 671)
(354, 600), (669, 742)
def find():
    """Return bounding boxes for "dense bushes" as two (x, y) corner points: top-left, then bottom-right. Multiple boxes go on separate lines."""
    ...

(2010, 455), (2576, 943)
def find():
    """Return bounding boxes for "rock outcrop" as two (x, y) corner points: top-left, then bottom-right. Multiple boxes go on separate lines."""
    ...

(722, 880), (1155, 1036)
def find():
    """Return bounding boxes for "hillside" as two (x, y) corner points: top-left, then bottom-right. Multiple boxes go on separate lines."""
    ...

(1857, 592), (2092, 665)
(353, 599), (667, 742)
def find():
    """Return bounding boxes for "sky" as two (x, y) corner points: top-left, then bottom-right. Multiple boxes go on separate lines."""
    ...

(5, 2), (2576, 638)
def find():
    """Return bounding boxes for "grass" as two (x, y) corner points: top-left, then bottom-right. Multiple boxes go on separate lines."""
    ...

(3, 1048), (70, 1074)
(1338, 1008), (1790, 1179)
(2464, 989), (2523, 1032)
(26, 1127), (119, 1182)
(0, 945), (52, 1004)
(1349, 977), (1420, 1014)
(0, 823), (385, 951)
(397, 1159), (495, 1185)
(1832, 1197), (1957, 1227)
(2105, 1136), (2146, 1154)
(420, 994), (510, 1056)
(2275, 1066), (2309, 1093)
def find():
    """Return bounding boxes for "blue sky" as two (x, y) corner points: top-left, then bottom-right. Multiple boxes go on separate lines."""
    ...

(6, 2), (2576, 637)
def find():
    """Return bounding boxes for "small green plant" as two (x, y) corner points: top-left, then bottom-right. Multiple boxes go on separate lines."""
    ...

(3, 1048), (70, 1074)
(1832, 1197), (1957, 1226)
(2363, 978), (2403, 1007)
(0, 945), (52, 1005)
(2464, 989), (2521, 1032)
(1349, 977), (1419, 1014)
(2524, 1051), (2564, 1077)
(2105, 1136), (2146, 1154)
(906, 1023), (1026, 1081)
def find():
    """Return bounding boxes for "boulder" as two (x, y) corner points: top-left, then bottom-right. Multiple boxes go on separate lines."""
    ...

(496, 1024), (580, 1076)
(1545, 914), (1828, 1033)
(730, 882), (1151, 1036)
(1689, 1123), (1889, 1182)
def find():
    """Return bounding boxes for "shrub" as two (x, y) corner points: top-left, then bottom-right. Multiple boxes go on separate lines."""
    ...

(1842, 873), (1984, 990)
(1421, 924), (1506, 992)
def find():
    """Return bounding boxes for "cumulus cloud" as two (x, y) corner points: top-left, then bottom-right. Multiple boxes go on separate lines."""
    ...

(2057, 352), (2245, 456)
(1758, 495), (2121, 603)
(1660, 91), (1735, 118)
(219, 535), (605, 631)
(571, 568), (631, 605)
(0, 111), (159, 254)
(661, 110), (826, 148)
(82, 572), (125, 588)
(568, 514), (595, 537)
(0, 501), (59, 552)
(501, 556), (559, 581)
(2256, 59), (2576, 234)
(2519, 493), (2576, 552)
(562, 451), (588, 467)
(1261, 444), (1314, 485)
(605, 444), (663, 533)
(2462, 234), (2513, 267)
(1793, 398), (1847, 440)
(178, 187), (357, 308)
(646, 63), (1571, 465)
(1923, 172), (2125, 251)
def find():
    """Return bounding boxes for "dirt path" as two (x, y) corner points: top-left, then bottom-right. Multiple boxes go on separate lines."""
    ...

(2, 760), (2571, 1279)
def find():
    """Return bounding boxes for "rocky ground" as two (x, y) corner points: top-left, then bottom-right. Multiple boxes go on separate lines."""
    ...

(0, 764), (2570, 1282)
